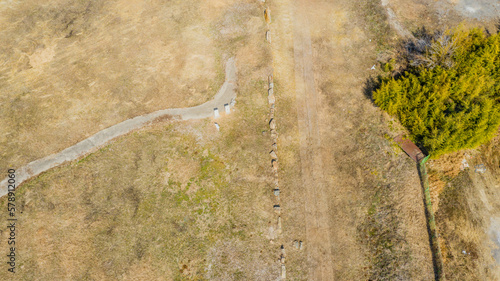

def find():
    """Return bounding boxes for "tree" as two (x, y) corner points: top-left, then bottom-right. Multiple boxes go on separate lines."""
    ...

(374, 28), (500, 157)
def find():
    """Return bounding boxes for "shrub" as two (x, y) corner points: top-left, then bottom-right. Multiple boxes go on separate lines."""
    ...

(374, 28), (500, 157)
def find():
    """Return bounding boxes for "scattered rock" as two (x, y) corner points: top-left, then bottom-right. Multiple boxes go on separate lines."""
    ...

(272, 159), (278, 171)
(268, 94), (276, 104)
(270, 150), (278, 159)
(475, 164), (487, 174)
(268, 88), (274, 96)
(460, 158), (469, 170)
(299, 241), (303, 250)
(266, 30), (271, 42)
(264, 8), (271, 23)
(269, 119), (276, 130)
(268, 74), (273, 84)
(281, 264), (286, 279)
(293, 240), (299, 249)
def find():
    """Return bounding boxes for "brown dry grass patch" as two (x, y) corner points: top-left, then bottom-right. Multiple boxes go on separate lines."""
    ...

(0, 1), (279, 280)
(0, 0), (237, 171)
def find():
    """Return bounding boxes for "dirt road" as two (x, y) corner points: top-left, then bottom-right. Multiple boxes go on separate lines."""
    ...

(0, 58), (236, 197)
(270, 0), (435, 279)
(291, 1), (335, 279)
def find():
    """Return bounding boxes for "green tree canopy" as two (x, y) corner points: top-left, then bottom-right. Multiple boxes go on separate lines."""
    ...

(374, 28), (500, 157)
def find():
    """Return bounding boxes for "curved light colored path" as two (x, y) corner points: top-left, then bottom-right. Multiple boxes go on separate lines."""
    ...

(0, 58), (237, 197)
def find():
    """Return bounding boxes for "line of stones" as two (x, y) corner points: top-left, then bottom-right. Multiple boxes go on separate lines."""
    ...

(263, 4), (287, 280)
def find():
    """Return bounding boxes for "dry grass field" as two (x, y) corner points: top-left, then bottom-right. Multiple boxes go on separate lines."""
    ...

(0, 0), (250, 171)
(1, 0), (499, 280)
(0, 0), (279, 280)
(432, 133), (500, 280)
(269, 0), (434, 279)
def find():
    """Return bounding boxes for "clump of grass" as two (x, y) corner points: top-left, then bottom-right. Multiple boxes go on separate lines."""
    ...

(353, 0), (393, 48)
(358, 185), (411, 281)
(435, 172), (492, 280)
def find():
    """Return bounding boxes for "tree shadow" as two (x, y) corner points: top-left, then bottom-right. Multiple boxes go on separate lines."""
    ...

(362, 25), (442, 105)
(362, 76), (379, 103)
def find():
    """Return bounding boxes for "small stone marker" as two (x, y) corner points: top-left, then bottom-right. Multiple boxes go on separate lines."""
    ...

(214, 108), (220, 118)
(270, 150), (278, 159)
(299, 241), (303, 250)
(224, 103), (230, 114)
(273, 204), (281, 212)
(272, 159), (278, 171)
(268, 94), (276, 105)
(277, 216), (282, 230)
(274, 189), (280, 196)
(281, 264), (286, 279)
(293, 240), (299, 249)
(214, 123), (220, 131)
(230, 97), (236, 106)
(264, 8), (271, 23)
(266, 30), (271, 42)
(269, 119), (276, 130)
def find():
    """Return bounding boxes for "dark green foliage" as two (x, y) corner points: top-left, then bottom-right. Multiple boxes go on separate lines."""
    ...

(374, 28), (500, 157)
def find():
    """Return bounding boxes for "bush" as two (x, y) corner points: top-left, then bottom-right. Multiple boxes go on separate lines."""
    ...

(374, 28), (500, 157)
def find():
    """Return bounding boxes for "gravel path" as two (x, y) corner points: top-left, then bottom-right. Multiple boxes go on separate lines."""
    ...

(0, 58), (236, 197)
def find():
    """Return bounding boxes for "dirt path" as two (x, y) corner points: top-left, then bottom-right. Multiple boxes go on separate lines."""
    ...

(0, 58), (236, 197)
(291, 1), (335, 279)
(381, 0), (413, 38)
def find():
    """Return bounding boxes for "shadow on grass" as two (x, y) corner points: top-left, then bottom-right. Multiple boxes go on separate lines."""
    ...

(417, 163), (445, 281)
(361, 26), (438, 104)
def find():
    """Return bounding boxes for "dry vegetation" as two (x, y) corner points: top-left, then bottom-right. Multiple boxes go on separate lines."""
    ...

(0, 0), (280, 280)
(433, 132), (500, 280)
(381, 0), (500, 279)
(1, 0), (499, 280)
(270, 0), (433, 279)
(0, 0), (234, 171)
